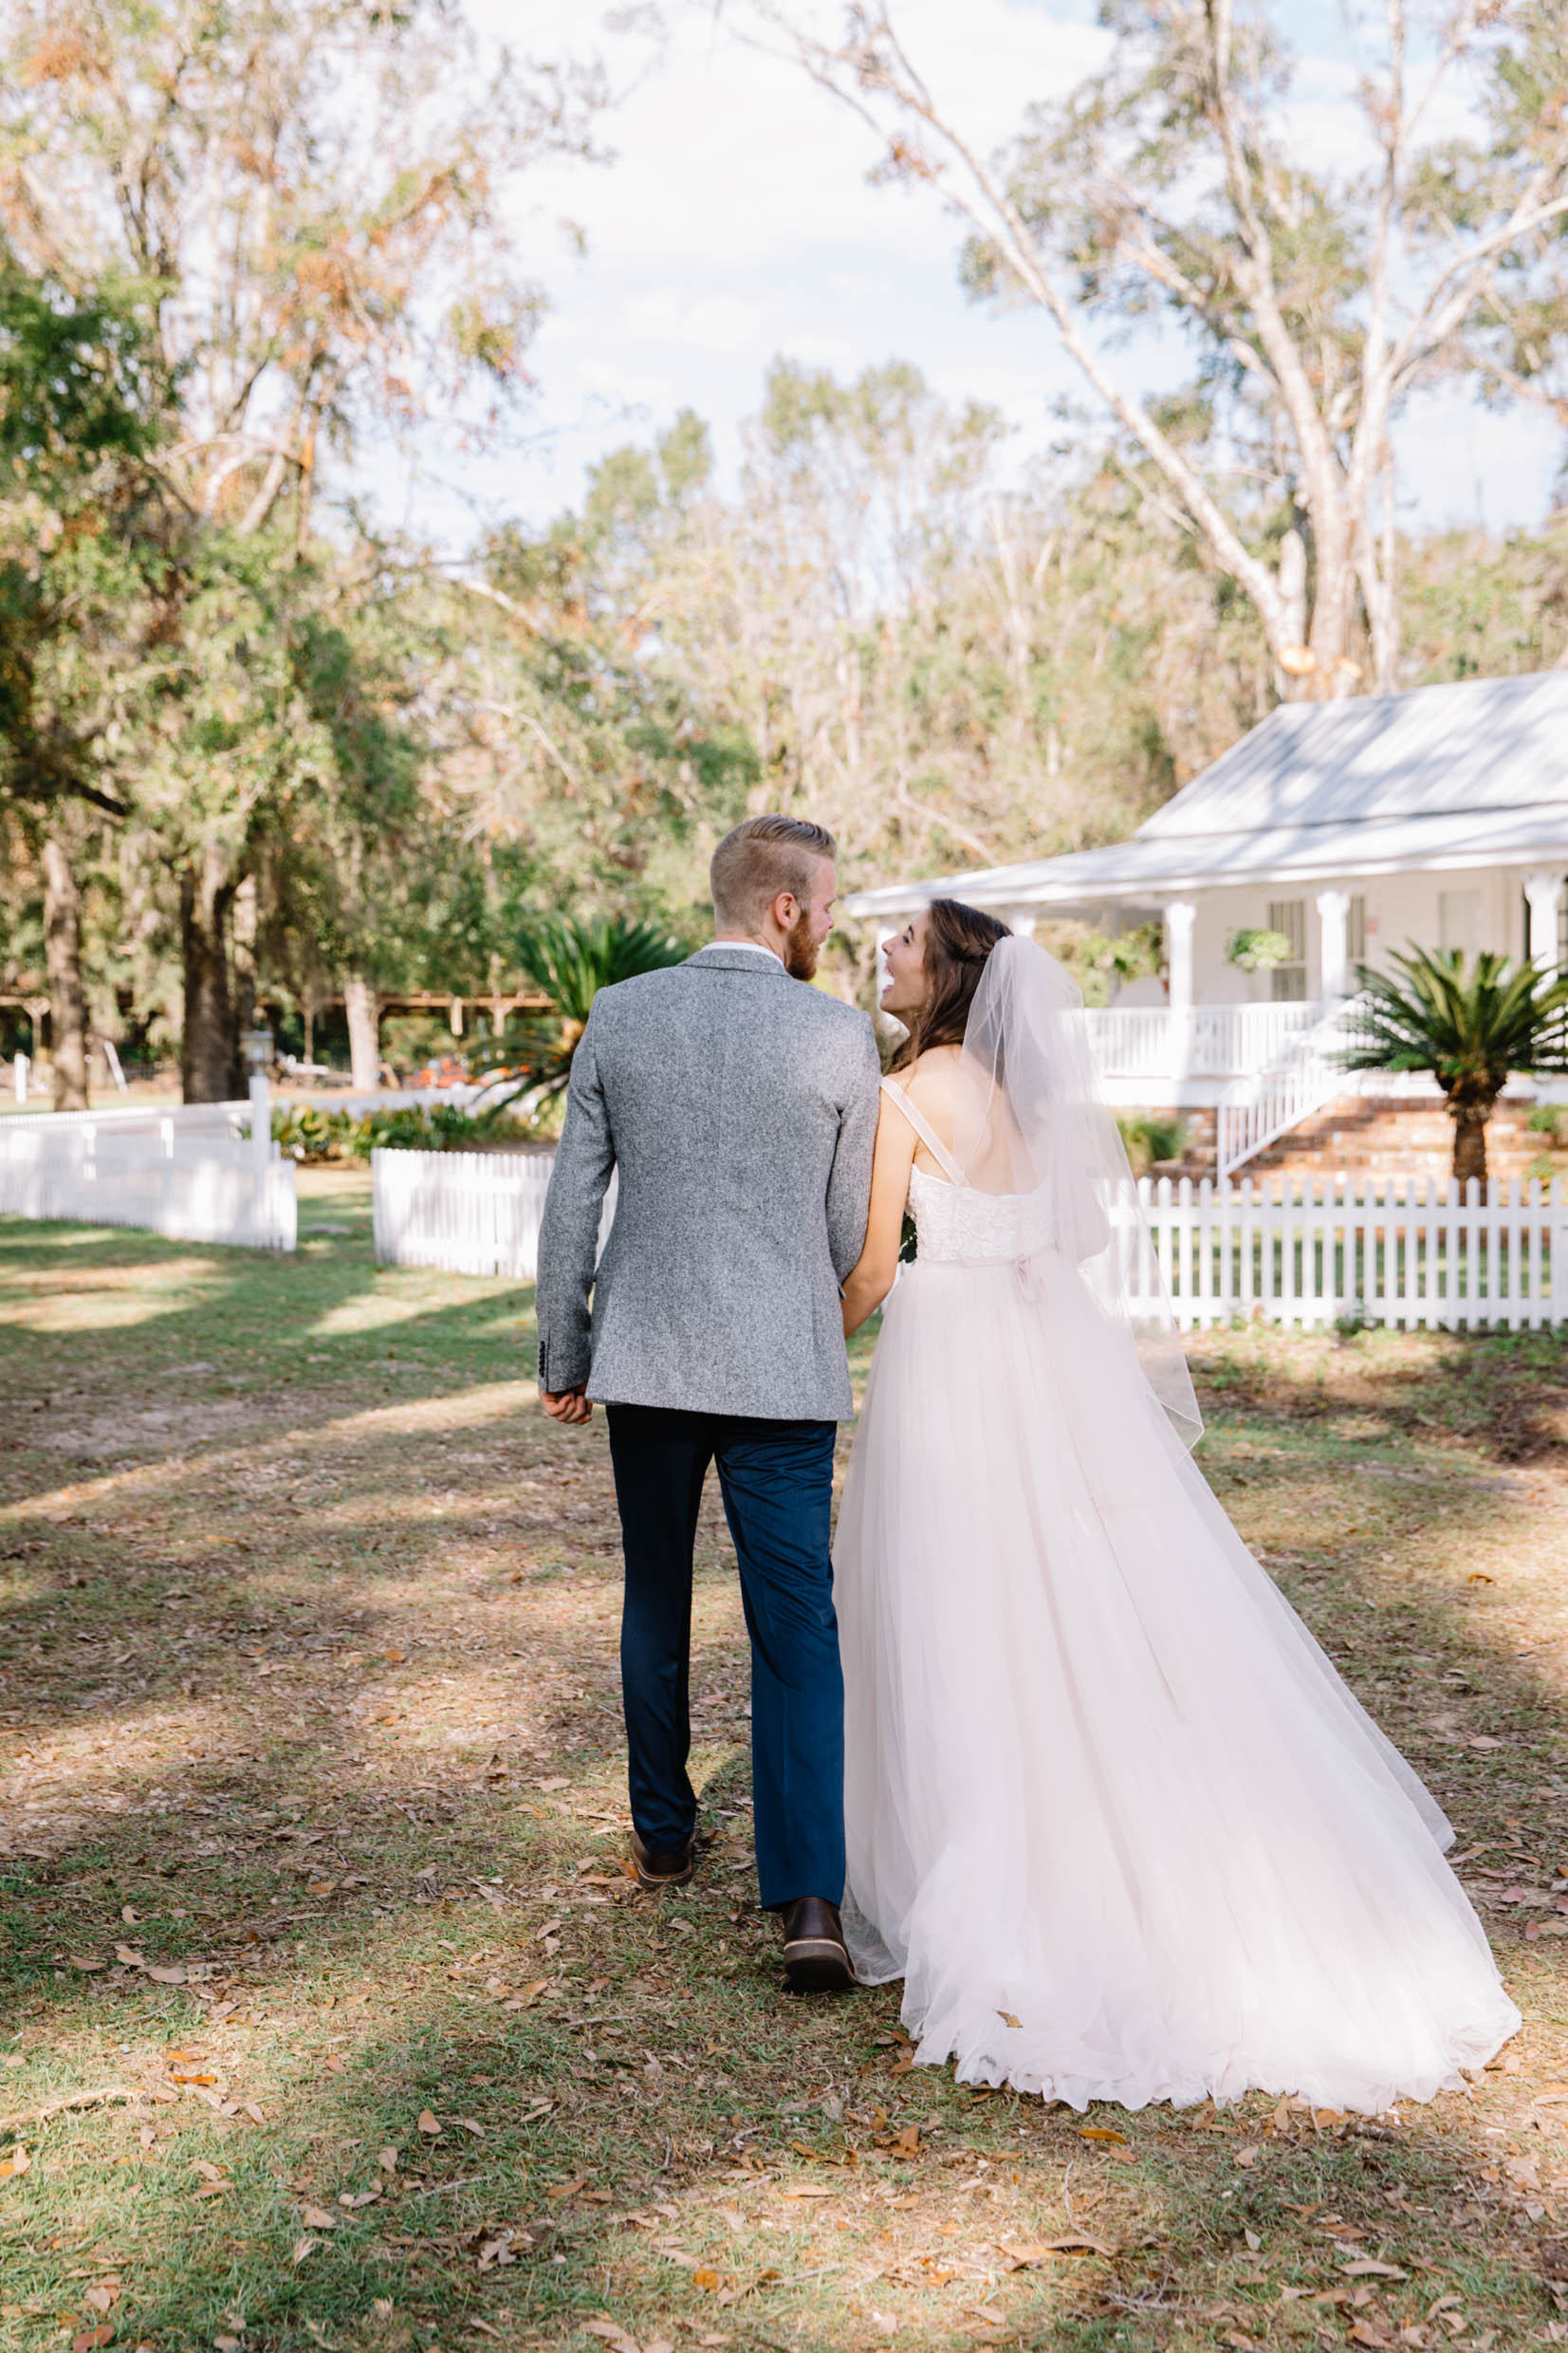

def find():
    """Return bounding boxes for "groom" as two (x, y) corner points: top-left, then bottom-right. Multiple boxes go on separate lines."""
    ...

(534, 816), (881, 1992)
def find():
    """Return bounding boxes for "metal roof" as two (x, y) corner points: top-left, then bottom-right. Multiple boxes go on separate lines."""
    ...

(844, 669), (1568, 920)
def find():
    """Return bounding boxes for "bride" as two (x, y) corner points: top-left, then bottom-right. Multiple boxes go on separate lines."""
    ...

(834, 901), (1519, 2114)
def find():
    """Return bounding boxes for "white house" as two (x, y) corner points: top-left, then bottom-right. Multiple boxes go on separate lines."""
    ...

(844, 669), (1568, 1173)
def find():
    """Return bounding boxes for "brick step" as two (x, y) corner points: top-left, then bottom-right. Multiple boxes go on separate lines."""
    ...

(1235, 1096), (1559, 1182)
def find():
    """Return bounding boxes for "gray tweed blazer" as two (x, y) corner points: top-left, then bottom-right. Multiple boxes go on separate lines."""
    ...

(534, 946), (881, 1420)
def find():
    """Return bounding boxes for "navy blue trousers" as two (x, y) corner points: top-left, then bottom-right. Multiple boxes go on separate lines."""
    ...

(605, 1404), (845, 1912)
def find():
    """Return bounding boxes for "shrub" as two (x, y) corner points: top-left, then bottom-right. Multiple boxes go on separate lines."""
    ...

(1118, 1112), (1189, 1175)
(271, 1102), (545, 1164)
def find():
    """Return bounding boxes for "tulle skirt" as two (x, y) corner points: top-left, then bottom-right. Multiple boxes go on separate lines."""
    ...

(835, 1251), (1521, 2113)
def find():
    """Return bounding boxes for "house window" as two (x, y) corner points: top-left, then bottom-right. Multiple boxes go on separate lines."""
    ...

(1267, 899), (1308, 1000)
(1439, 889), (1482, 959)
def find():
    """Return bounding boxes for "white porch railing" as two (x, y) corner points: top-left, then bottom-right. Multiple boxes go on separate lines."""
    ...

(1085, 1000), (1323, 1081)
(1122, 1172), (1568, 1331)
(1214, 993), (1374, 1178)
(0, 1103), (295, 1251)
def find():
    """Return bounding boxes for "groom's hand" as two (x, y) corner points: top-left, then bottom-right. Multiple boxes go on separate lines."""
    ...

(541, 1386), (593, 1426)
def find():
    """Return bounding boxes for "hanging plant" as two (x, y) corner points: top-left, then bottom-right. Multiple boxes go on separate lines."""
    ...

(1227, 928), (1294, 973)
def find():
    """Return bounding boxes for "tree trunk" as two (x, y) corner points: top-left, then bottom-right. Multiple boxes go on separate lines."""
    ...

(41, 833), (89, 1113)
(231, 875), (258, 1085)
(342, 973), (380, 1090)
(1450, 1100), (1490, 1190)
(180, 849), (237, 1103)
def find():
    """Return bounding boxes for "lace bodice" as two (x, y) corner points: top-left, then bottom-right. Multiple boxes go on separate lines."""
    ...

(906, 1162), (1058, 1265)
(884, 1075), (1059, 1265)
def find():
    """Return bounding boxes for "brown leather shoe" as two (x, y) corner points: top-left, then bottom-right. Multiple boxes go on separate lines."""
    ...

(629, 1825), (697, 1891)
(781, 1896), (854, 1992)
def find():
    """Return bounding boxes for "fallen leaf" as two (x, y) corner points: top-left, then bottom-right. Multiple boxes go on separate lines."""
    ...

(83, 2286), (120, 2315)
(301, 2205), (338, 2230)
(72, 2329), (114, 2353)
(120, 1906), (138, 1924)
(1001, 2233), (1116, 2263)
(1234, 2144), (1262, 2167)
(378, 2147), (398, 2173)
(0, 2145), (30, 2180)
(306, 1881), (336, 1899)
(997, 2010), (1022, 2029)
(1079, 2126), (1127, 2145)
(583, 2324), (640, 2353)
(546, 2176), (589, 2202)
(1341, 2260), (1410, 2280)
(147, 1966), (187, 1987)
(453, 2118), (486, 2139)
(692, 2269), (720, 2290)
(290, 2237), (315, 2267)
(778, 2186), (833, 2199)
(416, 2110), (442, 2139)
(68, 1956), (107, 1973)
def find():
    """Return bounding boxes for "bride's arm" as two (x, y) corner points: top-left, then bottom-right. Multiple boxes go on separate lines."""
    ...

(839, 1099), (917, 1339)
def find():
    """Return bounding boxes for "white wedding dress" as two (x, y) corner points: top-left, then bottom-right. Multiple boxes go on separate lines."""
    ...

(836, 1047), (1521, 2114)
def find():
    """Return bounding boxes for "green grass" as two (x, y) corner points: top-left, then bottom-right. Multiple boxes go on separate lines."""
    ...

(1, 1178), (1566, 2353)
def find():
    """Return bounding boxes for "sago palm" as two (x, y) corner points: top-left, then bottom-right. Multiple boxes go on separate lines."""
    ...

(1338, 946), (1568, 1185)
(505, 913), (691, 1101)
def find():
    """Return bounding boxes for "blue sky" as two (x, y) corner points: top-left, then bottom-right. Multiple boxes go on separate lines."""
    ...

(378, 0), (1564, 550)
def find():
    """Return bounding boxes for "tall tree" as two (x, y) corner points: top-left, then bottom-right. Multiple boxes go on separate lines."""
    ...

(0, 252), (170, 1104)
(745, 0), (1568, 696)
(0, 0), (609, 1093)
(553, 365), (1271, 924)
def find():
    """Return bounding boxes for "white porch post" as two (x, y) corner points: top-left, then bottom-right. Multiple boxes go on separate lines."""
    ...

(1163, 899), (1196, 1081)
(1317, 887), (1353, 997)
(1524, 869), (1563, 973)
(1006, 908), (1037, 940)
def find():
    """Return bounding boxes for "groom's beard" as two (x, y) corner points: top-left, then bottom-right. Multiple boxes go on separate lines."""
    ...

(783, 911), (819, 981)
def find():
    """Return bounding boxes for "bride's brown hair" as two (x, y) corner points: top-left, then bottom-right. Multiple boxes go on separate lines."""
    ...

(889, 898), (1012, 1071)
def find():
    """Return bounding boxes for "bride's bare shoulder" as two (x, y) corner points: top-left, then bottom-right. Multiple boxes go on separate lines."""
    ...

(900, 1045), (963, 1105)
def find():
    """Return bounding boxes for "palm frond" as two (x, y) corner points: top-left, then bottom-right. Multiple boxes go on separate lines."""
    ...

(508, 913), (692, 1098)
(1338, 945), (1568, 1102)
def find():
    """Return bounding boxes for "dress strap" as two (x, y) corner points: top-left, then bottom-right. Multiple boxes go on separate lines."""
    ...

(880, 1077), (965, 1185)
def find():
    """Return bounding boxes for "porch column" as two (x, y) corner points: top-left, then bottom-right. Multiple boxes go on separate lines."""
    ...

(1005, 908), (1037, 940)
(1163, 899), (1196, 1082)
(1524, 869), (1563, 973)
(1317, 887), (1353, 997)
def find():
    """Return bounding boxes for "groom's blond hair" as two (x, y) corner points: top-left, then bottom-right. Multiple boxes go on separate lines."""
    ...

(710, 814), (836, 932)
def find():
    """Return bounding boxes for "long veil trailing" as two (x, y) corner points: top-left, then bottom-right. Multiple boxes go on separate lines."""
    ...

(950, 935), (1203, 1449)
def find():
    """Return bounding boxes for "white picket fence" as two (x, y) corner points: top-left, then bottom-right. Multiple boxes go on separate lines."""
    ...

(373, 1146), (556, 1279)
(1134, 1172), (1568, 1331)
(0, 1080), (296, 1251)
(0, 1116), (296, 1251)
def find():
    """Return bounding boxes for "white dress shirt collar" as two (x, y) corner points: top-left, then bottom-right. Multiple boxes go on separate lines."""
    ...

(695, 938), (784, 965)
